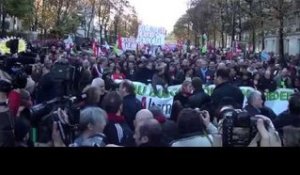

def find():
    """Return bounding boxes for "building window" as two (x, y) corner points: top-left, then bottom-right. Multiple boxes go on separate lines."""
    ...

(285, 39), (289, 54)
(288, 17), (296, 26)
(272, 40), (276, 52)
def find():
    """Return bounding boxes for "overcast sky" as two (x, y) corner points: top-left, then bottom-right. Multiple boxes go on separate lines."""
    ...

(128, 0), (188, 33)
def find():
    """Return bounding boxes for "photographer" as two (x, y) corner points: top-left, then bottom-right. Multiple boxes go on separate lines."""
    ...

(53, 107), (108, 147)
(91, 78), (107, 108)
(219, 106), (281, 147)
(171, 109), (217, 147)
(0, 79), (14, 147)
(248, 115), (282, 147)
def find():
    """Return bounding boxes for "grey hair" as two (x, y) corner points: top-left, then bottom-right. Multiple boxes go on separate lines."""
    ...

(80, 107), (107, 131)
(247, 90), (262, 105)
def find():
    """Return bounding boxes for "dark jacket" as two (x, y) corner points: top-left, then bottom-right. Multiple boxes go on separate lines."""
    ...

(36, 72), (58, 103)
(188, 89), (211, 109)
(211, 82), (244, 109)
(260, 106), (277, 122)
(257, 77), (277, 92)
(79, 69), (92, 92)
(139, 141), (168, 147)
(274, 111), (300, 130)
(135, 68), (155, 84)
(173, 92), (190, 108)
(125, 69), (136, 81)
(197, 68), (214, 85)
(98, 93), (107, 109)
(244, 105), (277, 121)
(104, 114), (134, 146)
(244, 104), (261, 116)
(0, 110), (14, 147)
(123, 94), (142, 131)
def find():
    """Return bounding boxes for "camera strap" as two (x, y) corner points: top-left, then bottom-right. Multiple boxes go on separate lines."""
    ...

(204, 131), (214, 147)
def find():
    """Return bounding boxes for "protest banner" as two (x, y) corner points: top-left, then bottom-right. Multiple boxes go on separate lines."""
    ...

(137, 25), (166, 46)
(131, 82), (294, 118)
(122, 37), (137, 51)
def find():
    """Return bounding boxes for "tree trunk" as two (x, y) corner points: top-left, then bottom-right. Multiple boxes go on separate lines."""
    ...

(252, 27), (256, 53)
(261, 21), (265, 50)
(279, 17), (286, 66)
(194, 33), (198, 47)
(1, 12), (6, 36)
(221, 31), (224, 48)
(100, 25), (103, 44)
(12, 17), (16, 32)
(56, 0), (64, 26)
(87, 0), (96, 39)
(231, 13), (236, 47)
(213, 29), (216, 48)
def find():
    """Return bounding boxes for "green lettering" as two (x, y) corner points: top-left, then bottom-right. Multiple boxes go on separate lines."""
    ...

(287, 92), (294, 100)
(149, 89), (156, 97)
(157, 90), (163, 98)
(170, 91), (176, 97)
(269, 92), (279, 101)
(280, 92), (288, 101)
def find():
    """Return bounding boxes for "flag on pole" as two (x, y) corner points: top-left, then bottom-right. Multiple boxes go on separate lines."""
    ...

(261, 50), (270, 61)
(92, 39), (98, 57)
(117, 33), (123, 50)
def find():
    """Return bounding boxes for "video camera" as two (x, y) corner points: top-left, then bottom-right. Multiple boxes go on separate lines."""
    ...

(22, 93), (87, 145)
(0, 53), (36, 78)
(220, 107), (269, 147)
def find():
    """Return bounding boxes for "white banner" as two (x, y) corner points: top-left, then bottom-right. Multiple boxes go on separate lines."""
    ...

(131, 82), (294, 118)
(136, 25), (166, 46)
(122, 37), (137, 51)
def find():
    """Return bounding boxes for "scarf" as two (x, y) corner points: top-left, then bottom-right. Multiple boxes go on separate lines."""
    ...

(107, 113), (125, 123)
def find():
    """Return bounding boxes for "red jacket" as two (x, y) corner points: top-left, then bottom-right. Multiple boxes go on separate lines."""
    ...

(8, 90), (21, 118)
(112, 73), (126, 80)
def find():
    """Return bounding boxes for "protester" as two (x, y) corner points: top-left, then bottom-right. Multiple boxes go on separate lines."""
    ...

(102, 92), (134, 146)
(133, 118), (167, 147)
(188, 77), (211, 109)
(171, 109), (217, 147)
(68, 107), (108, 147)
(134, 109), (154, 127)
(0, 79), (14, 147)
(274, 93), (300, 132)
(112, 66), (126, 80)
(119, 80), (142, 130)
(8, 72), (28, 118)
(211, 68), (244, 109)
(2, 35), (299, 147)
(91, 78), (107, 108)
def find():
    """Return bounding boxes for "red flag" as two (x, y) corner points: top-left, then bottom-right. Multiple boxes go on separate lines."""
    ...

(92, 40), (98, 56)
(117, 34), (123, 50)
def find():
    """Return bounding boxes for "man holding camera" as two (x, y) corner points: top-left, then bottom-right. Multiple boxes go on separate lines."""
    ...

(52, 107), (108, 147)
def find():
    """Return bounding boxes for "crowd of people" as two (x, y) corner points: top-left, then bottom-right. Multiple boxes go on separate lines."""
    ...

(0, 40), (300, 147)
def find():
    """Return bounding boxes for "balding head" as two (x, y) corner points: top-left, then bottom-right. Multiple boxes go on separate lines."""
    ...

(134, 109), (154, 127)
(134, 118), (163, 147)
(218, 62), (226, 69)
(91, 78), (105, 95)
